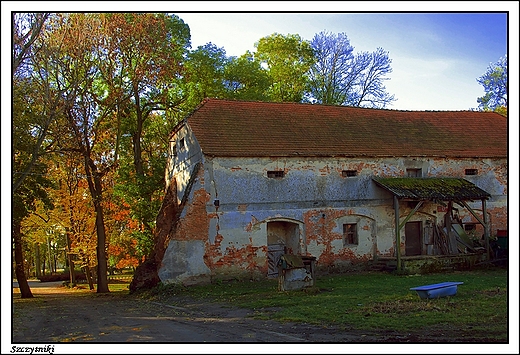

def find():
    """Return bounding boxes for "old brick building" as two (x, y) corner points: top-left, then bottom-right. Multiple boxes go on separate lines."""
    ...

(159, 99), (507, 284)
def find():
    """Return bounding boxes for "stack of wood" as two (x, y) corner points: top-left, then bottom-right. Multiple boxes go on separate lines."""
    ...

(434, 223), (476, 255)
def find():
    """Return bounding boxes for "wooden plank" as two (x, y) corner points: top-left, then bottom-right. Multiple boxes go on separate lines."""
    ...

(452, 224), (474, 248)
(267, 244), (285, 278)
(443, 226), (459, 255)
(434, 225), (450, 255)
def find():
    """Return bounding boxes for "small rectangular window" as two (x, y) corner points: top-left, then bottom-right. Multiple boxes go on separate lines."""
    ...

(343, 223), (358, 245)
(342, 170), (357, 177)
(267, 171), (284, 179)
(169, 141), (177, 158)
(179, 138), (185, 149)
(406, 168), (422, 177)
(465, 169), (478, 175)
(464, 224), (476, 232)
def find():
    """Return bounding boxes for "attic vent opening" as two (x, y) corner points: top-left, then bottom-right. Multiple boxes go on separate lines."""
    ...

(406, 168), (422, 177)
(342, 170), (358, 177)
(465, 169), (478, 175)
(267, 171), (285, 179)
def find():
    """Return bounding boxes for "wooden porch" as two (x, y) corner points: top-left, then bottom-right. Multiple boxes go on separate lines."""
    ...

(369, 253), (488, 274)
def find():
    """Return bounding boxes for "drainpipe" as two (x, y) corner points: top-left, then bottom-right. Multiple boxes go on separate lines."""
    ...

(394, 195), (401, 271)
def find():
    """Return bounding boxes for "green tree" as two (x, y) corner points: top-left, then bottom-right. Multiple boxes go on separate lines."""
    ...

(50, 13), (118, 292)
(12, 13), (54, 193)
(185, 42), (229, 105)
(254, 33), (315, 102)
(102, 13), (190, 256)
(185, 44), (271, 103)
(477, 55), (507, 112)
(223, 52), (271, 101)
(12, 12), (55, 298)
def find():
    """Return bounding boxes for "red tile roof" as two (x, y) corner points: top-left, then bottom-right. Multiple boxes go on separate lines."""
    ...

(181, 99), (507, 158)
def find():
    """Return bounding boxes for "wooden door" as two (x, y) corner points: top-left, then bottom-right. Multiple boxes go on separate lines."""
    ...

(267, 244), (285, 278)
(405, 221), (422, 256)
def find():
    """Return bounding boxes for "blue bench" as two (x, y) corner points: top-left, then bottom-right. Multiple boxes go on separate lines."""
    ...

(410, 282), (463, 299)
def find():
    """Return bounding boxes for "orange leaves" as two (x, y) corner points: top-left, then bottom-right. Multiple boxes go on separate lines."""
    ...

(115, 256), (139, 269)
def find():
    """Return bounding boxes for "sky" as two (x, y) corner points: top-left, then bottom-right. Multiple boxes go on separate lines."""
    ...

(2, 3), (519, 354)
(1, 1), (518, 111)
(176, 11), (510, 111)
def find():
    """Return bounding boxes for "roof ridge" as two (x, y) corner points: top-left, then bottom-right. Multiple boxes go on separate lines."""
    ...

(201, 97), (504, 114)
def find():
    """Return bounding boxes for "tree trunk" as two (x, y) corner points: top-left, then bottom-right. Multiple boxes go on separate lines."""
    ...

(91, 187), (109, 293)
(47, 235), (53, 274)
(35, 242), (41, 278)
(13, 221), (33, 298)
(132, 85), (144, 178)
(66, 232), (75, 285)
(84, 264), (94, 290)
(129, 180), (178, 293)
(67, 102), (111, 293)
(91, 169), (110, 293)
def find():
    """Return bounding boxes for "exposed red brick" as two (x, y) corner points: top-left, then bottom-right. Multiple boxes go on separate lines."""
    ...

(173, 188), (210, 241)
(303, 208), (373, 264)
(204, 234), (267, 275)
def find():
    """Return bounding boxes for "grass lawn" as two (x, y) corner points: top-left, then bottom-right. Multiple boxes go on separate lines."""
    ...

(146, 267), (508, 340)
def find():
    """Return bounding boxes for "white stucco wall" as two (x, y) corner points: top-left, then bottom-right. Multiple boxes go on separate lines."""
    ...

(160, 126), (507, 283)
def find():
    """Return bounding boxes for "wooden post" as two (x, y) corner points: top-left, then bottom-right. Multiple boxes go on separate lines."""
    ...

(482, 198), (490, 260)
(47, 235), (53, 274)
(394, 195), (401, 271)
(445, 201), (458, 254)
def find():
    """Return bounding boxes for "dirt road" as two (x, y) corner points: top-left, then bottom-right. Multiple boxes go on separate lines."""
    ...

(12, 281), (389, 344)
(10, 280), (508, 351)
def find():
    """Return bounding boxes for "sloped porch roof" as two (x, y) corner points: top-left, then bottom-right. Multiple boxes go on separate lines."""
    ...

(372, 177), (491, 201)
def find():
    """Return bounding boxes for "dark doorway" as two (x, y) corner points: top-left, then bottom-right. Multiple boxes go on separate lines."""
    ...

(267, 221), (300, 278)
(405, 221), (422, 256)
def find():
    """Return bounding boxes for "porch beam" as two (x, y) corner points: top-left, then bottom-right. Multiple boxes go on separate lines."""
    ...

(394, 196), (401, 271)
(458, 199), (490, 260)
(482, 199), (490, 261)
(398, 200), (425, 230)
(458, 200), (485, 226)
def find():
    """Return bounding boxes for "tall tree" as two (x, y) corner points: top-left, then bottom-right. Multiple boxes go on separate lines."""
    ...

(477, 55), (507, 112)
(52, 13), (117, 292)
(12, 155), (53, 298)
(254, 33), (315, 102)
(12, 12), (55, 298)
(12, 13), (53, 193)
(185, 44), (271, 103)
(223, 52), (271, 101)
(185, 42), (229, 105)
(308, 31), (395, 108)
(102, 13), (190, 254)
(12, 12), (50, 74)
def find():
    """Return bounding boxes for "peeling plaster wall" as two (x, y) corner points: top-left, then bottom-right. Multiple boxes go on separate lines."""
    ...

(165, 124), (203, 202)
(161, 138), (507, 283)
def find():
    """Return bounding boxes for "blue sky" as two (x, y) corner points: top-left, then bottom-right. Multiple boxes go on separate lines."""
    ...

(1, 1), (517, 111)
(176, 11), (509, 111)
